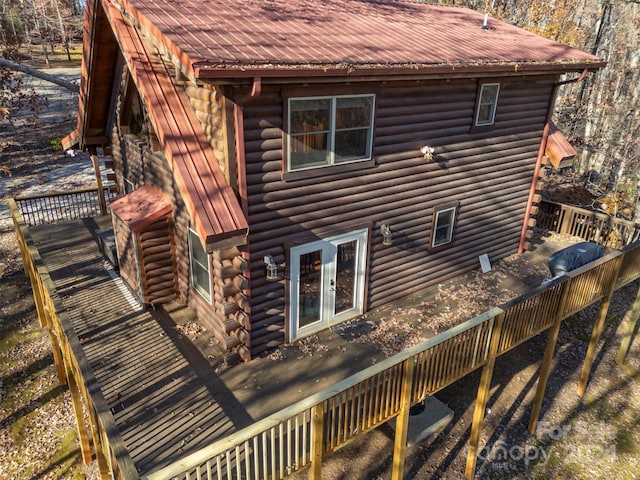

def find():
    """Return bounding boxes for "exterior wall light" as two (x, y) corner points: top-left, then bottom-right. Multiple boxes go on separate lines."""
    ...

(380, 224), (393, 246)
(420, 145), (435, 161)
(264, 255), (280, 280)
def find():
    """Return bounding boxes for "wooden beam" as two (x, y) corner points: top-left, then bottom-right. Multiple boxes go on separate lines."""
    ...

(66, 364), (93, 465)
(309, 403), (325, 480)
(528, 279), (572, 434)
(391, 356), (416, 480)
(578, 256), (624, 396)
(91, 155), (108, 216)
(617, 283), (640, 365)
(465, 313), (505, 479)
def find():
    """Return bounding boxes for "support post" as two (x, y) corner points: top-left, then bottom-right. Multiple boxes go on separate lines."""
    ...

(91, 155), (108, 216)
(465, 313), (505, 479)
(578, 256), (623, 396)
(66, 364), (93, 464)
(617, 283), (640, 365)
(391, 356), (416, 480)
(48, 330), (67, 385)
(309, 403), (325, 480)
(528, 282), (571, 434)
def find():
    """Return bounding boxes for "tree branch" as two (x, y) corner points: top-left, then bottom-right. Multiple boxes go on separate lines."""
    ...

(0, 57), (79, 93)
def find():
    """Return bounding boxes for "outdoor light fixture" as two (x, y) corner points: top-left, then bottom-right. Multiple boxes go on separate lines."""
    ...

(264, 255), (280, 280)
(420, 145), (435, 161)
(380, 224), (393, 246)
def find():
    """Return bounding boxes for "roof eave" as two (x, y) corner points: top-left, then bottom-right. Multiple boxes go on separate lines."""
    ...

(194, 60), (606, 80)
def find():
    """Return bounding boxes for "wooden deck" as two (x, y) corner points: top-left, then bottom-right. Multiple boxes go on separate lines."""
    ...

(21, 213), (640, 480)
(25, 216), (557, 476)
(29, 218), (251, 475)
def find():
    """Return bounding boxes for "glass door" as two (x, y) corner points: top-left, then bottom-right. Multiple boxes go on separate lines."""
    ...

(289, 229), (368, 340)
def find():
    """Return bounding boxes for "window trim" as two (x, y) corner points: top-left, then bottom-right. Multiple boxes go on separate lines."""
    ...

(429, 201), (460, 251)
(188, 228), (212, 303)
(286, 93), (375, 174)
(474, 83), (500, 126)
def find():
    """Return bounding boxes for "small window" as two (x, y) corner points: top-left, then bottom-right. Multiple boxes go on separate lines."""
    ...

(188, 228), (211, 302)
(123, 178), (135, 194)
(430, 203), (459, 249)
(288, 94), (374, 172)
(475, 83), (500, 126)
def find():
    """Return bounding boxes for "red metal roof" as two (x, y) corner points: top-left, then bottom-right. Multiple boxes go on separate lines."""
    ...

(117, 0), (604, 78)
(110, 184), (172, 232)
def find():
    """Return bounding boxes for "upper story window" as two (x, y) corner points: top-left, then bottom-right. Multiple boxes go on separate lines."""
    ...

(475, 83), (500, 126)
(430, 202), (459, 250)
(188, 228), (212, 303)
(287, 94), (375, 172)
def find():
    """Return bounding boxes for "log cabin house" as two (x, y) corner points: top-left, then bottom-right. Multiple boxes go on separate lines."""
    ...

(65, 0), (604, 363)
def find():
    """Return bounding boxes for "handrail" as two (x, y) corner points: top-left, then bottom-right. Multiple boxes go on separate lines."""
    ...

(8, 198), (139, 480)
(537, 199), (640, 248)
(13, 186), (118, 226)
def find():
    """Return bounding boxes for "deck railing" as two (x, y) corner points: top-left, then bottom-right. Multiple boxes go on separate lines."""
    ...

(142, 242), (640, 480)
(13, 186), (118, 226)
(8, 198), (139, 480)
(537, 199), (640, 248)
(9, 191), (640, 480)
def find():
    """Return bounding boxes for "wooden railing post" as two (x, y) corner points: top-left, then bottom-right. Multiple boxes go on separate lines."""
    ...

(309, 403), (325, 480)
(578, 255), (624, 396)
(465, 313), (504, 479)
(617, 283), (640, 365)
(66, 363), (93, 465)
(391, 356), (416, 480)
(92, 155), (108, 216)
(528, 279), (572, 434)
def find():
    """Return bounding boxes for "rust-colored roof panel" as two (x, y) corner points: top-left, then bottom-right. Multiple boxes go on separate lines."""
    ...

(110, 184), (172, 232)
(116, 0), (604, 77)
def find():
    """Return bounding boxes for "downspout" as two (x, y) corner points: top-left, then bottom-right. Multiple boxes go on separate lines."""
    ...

(517, 69), (589, 254)
(234, 77), (262, 216)
(232, 77), (262, 362)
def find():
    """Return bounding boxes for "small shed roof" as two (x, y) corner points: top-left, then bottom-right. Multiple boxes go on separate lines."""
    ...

(546, 122), (577, 170)
(110, 184), (172, 233)
(117, 0), (605, 79)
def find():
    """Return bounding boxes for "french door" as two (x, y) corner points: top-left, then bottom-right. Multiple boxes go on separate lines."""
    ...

(289, 229), (368, 340)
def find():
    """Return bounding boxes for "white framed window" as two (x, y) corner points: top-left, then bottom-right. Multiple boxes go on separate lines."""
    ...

(475, 83), (500, 126)
(188, 228), (212, 303)
(287, 94), (374, 172)
(430, 202), (459, 249)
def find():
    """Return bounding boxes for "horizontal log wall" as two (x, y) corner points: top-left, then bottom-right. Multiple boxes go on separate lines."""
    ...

(240, 75), (557, 354)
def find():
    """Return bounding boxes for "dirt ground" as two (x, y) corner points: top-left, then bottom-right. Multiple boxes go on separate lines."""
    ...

(1, 70), (640, 479)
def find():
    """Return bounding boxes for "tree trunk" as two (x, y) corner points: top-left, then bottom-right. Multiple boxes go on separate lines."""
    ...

(0, 57), (79, 92)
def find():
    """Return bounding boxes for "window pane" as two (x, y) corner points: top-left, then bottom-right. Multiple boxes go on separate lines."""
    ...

(189, 230), (211, 301)
(434, 209), (455, 246)
(290, 99), (331, 133)
(334, 240), (357, 315)
(290, 132), (330, 169)
(335, 129), (368, 162)
(299, 250), (322, 327)
(336, 96), (372, 129)
(476, 84), (499, 125)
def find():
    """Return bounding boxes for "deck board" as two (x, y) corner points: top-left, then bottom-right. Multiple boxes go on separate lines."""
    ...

(30, 219), (252, 475)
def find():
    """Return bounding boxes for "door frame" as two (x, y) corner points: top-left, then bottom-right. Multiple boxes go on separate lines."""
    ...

(288, 228), (369, 341)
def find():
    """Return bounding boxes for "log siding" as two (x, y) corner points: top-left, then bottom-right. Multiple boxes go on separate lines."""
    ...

(239, 76), (556, 355)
